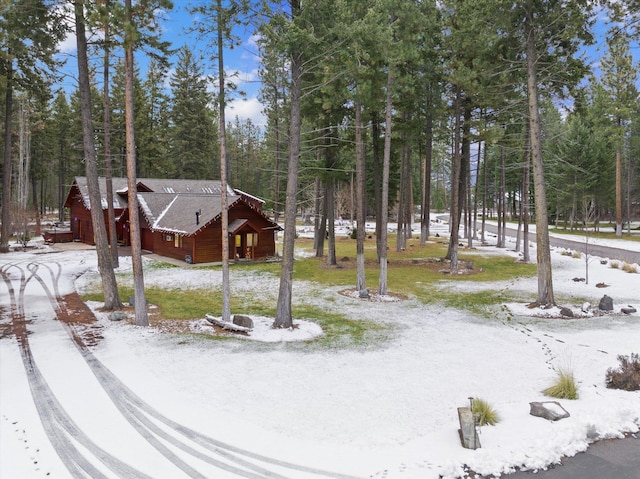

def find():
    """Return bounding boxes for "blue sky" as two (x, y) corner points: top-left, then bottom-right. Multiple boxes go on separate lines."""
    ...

(56, 1), (267, 127)
(54, 2), (638, 131)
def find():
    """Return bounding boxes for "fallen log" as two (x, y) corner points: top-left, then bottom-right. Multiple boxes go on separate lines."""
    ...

(205, 314), (252, 333)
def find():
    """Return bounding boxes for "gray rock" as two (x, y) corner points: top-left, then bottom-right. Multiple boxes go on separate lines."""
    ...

(621, 306), (637, 315)
(529, 401), (570, 421)
(599, 295), (614, 311)
(109, 311), (128, 322)
(560, 307), (574, 318)
(233, 314), (254, 329)
(358, 288), (370, 299)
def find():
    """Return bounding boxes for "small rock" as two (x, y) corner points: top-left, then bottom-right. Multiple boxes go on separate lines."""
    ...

(596, 282), (608, 288)
(599, 295), (614, 311)
(559, 307), (574, 318)
(529, 401), (570, 421)
(233, 314), (254, 329)
(359, 288), (370, 299)
(621, 306), (637, 315)
(581, 302), (591, 313)
(572, 277), (585, 282)
(109, 311), (127, 322)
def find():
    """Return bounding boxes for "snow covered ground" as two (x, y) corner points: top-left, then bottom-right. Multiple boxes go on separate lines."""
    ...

(1, 221), (639, 479)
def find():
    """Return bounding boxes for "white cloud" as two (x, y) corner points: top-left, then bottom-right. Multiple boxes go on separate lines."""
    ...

(225, 96), (266, 128)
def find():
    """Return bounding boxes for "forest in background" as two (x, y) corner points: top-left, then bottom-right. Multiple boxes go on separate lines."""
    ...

(1, 0), (639, 243)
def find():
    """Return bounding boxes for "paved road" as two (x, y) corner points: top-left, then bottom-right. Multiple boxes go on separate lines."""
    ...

(482, 224), (640, 264)
(504, 435), (640, 478)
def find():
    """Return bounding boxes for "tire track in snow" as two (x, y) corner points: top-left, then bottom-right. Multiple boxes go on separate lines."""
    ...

(18, 259), (364, 479)
(1, 261), (155, 479)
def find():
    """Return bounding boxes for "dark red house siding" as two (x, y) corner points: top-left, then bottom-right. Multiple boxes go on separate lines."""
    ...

(64, 181), (279, 264)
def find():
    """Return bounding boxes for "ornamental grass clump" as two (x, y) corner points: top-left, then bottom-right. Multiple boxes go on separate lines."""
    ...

(543, 368), (579, 400)
(471, 398), (501, 426)
(606, 354), (640, 391)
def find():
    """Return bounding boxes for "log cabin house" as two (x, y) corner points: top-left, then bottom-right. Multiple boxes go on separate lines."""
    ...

(62, 177), (281, 264)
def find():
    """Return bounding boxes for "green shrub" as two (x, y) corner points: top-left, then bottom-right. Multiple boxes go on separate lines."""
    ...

(606, 354), (640, 391)
(543, 368), (579, 400)
(471, 398), (500, 426)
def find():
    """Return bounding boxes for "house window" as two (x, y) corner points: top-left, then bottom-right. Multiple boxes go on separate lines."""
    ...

(235, 235), (241, 247)
(246, 233), (258, 247)
(164, 234), (173, 242)
(174, 235), (182, 248)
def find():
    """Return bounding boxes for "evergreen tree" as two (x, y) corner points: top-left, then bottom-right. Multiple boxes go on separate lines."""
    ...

(50, 89), (75, 222)
(139, 59), (171, 177)
(599, 28), (639, 236)
(74, 0), (122, 310)
(168, 46), (217, 179)
(1, 0), (66, 252)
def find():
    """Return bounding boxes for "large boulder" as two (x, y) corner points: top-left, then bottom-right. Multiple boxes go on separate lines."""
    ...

(233, 314), (254, 329)
(529, 401), (570, 421)
(109, 311), (128, 322)
(598, 295), (614, 311)
(559, 307), (574, 318)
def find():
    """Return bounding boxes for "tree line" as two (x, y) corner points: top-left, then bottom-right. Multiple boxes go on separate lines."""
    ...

(1, 0), (639, 324)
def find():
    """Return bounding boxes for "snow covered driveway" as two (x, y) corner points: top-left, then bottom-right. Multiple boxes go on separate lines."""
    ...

(1, 254), (360, 479)
(2, 243), (640, 479)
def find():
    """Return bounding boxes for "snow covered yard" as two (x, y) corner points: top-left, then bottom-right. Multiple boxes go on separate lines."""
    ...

(1, 232), (639, 479)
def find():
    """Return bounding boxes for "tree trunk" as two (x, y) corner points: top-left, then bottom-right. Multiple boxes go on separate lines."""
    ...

(75, 0), (122, 310)
(615, 144), (622, 237)
(274, 2), (302, 328)
(445, 86), (462, 270)
(522, 130), (531, 263)
(397, 132), (407, 252)
(314, 176), (324, 253)
(273, 84), (281, 224)
(217, 0), (231, 323)
(1, 51), (13, 253)
(372, 113), (382, 262)
(326, 178), (336, 266)
(378, 67), (393, 296)
(124, 0), (146, 325)
(472, 139), (481, 241)
(355, 98), (367, 296)
(525, 16), (554, 306)
(421, 91), (433, 245)
(481, 140), (487, 244)
(498, 145), (506, 247)
(103, 0), (119, 267)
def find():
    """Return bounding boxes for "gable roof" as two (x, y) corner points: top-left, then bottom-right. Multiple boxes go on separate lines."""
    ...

(137, 192), (242, 236)
(67, 177), (281, 236)
(67, 177), (234, 210)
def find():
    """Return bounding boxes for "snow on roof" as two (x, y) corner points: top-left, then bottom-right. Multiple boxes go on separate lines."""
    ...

(234, 189), (265, 204)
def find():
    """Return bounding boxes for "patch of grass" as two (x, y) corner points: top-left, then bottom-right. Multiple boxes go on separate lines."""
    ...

(82, 286), (391, 349)
(82, 234), (539, 349)
(543, 368), (579, 400)
(145, 261), (178, 269)
(622, 262), (639, 274)
(471, 398), (501, 426)
(606, 354), (640, 391)
(292, 304), (390, 349)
